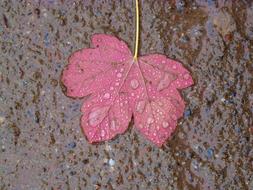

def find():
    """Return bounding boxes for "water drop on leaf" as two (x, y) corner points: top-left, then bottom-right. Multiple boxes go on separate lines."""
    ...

(117, 73), (122, 78)
(110, 120), (117, 131)
(88, 106), (109, 126)
(136, 100), (146, 113)
(162, 121), (169, 128)
(103, 93), (110, 99)
(101, 129), (106, 137)
(183, 73), (190, 80)
(147, 117), (154, 124)
(130, 79), (139, 89)
(157, 73), (176, 91)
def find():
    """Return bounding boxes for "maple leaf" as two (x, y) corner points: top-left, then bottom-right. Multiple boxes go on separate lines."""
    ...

(62, 34), (193, 147)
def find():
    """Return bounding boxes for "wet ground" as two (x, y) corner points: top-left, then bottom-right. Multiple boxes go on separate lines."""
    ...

(0, 0), (253, 189)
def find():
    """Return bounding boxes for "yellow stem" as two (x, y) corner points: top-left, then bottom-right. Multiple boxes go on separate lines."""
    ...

(133, 0), (139, 61)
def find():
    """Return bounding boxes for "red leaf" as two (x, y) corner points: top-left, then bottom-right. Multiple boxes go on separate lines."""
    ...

(62, 34), (193, 146)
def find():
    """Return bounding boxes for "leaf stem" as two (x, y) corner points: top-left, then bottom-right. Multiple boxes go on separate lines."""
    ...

(133, 0), (139, 61)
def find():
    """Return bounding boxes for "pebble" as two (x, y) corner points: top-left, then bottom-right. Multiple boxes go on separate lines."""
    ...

(108, 158), (115, 166)
(0, 116), (5, 125)
(176, 0), (185, 12)
(180, 33), (190, 43)
(44, 32), (50, 46)
(234, 126), (241, 134)
(206, 148), (214, 159)
(184, 108), (191, 118)
(67, 141), (76, 149)
(191, 160), (200, 171)
(70, 171), (76, 176)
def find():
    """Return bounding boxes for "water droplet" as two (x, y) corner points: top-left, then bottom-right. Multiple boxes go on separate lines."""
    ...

(120, 68), (124, 72)
(115, 82), (120, 86)
(162, 121), (169, 128)
(136, 100), (146, 113)
(157, 73), (176, 91)
(88, 106), (109, 126)
(162, 60), (166, 64)
(172, 65), (177, 69)
(110, 120), (117, 131)
(130, 79), (139, 89)
(147, 117), (154, 124)
(101, 129), (106, 137)
(110, 87), (114, 90)
(117, 73), (122, 78)
(183, 73), (190, 80)
(158, 101), (163, 106)
(172, 114), (177, 120)
(103, 93), (110, 99)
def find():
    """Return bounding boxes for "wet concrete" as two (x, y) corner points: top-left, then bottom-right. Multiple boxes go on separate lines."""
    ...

(0, 0), (253, 189)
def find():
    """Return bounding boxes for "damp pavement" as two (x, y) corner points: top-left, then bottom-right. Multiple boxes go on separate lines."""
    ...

(0, 1), (253, 190)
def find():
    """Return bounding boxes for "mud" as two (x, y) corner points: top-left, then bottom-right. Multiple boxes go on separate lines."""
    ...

(0, 0), (253, 190)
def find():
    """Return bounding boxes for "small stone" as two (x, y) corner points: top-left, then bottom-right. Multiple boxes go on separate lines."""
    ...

(67, 141), (76, 149)
(184, 108), (191, 118)
(206, 148), (214, 159)
(70, 171), (76, 176)
(0, 116), (5, 125)
(108, 158), (115, 166)
(176, 0), (185, 11)
(191, 160), (200, 171)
